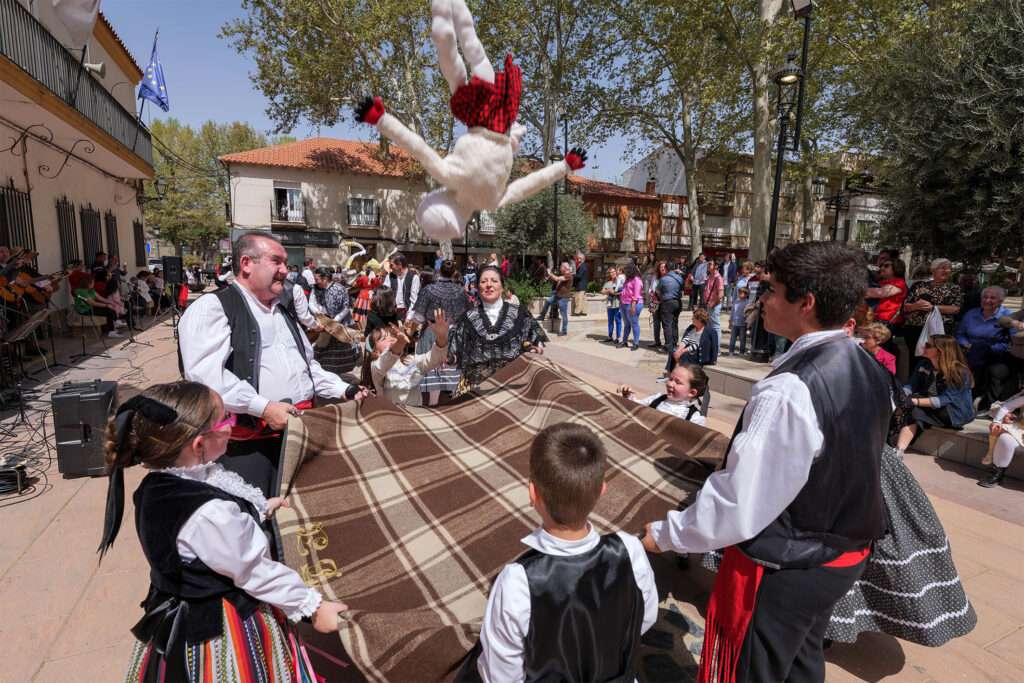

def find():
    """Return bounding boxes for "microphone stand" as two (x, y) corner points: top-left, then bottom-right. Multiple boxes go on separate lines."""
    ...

(120, 281), (152, 349)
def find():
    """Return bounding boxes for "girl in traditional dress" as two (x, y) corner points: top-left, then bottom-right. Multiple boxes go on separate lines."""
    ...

(409, 259), (470, 405)
(309, 267), (361, 375)
(448, 265), (547, 394)
(98, 381), (346, 682)
(980, 390), (1024, 488)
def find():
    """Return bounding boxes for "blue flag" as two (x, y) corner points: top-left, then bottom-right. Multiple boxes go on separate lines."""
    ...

(138, 34), (169, 112)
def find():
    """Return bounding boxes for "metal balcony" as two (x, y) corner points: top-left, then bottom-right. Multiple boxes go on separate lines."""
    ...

(271, 197), (307, 225)
(658, 233), (689, 247)
(0, 0), (153, 166)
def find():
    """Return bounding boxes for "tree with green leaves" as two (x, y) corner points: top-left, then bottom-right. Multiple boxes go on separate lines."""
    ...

(147, 119), (268, 259)
(493, 190), (593, 261)
(849, 0), (1022, 264)
(594, 0), (747, 258)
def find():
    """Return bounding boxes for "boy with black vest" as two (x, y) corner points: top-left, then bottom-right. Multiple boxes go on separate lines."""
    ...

(464, 423), (658, 683)
(642, 241), (891, 683)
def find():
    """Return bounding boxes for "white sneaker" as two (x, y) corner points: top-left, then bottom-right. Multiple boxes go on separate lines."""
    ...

(114, 319), (127, 328)
(107, 330), (125, 338)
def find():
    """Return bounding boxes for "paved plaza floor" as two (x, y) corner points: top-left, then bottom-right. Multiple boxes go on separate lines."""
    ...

(1, 309), (1022, 682)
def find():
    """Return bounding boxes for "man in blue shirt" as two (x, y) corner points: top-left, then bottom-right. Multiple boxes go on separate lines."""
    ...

(956, 286), (1013, 411)
(656, 264), (685, 354)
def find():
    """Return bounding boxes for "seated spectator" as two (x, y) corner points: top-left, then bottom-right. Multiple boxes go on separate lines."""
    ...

(980, 390), (1024, 488)
(665, 307), (714, 376)
(619, 363), (708, 426)
(999, 308), (1024, 365)
(858, 322), (897, 375)
(896, 335), (974, 450)
(73, 274), (122, 338)
(865, 258), (908, 334)
(956, 286), (1013, 412)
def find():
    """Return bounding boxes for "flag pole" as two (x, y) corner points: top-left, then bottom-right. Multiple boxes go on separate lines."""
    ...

(132, 29), (158, 155)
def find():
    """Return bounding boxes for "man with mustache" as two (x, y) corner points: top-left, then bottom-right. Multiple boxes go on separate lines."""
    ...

(178, 232), (368, 496)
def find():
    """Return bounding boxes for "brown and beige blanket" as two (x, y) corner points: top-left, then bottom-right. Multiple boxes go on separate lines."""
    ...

(275, 355), (727, 683)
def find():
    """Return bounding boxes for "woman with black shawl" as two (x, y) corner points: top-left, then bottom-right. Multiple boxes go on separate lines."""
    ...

(448, 265), (547, 395)
(409, 259), (471, 404)
(310, 268), (360, 374)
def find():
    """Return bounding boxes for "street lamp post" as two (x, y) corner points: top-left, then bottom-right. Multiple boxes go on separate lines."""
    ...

(818, 170), (876, 242)
(751, 0), (814, 363)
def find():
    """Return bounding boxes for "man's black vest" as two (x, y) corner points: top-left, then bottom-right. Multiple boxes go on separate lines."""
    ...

(457, 534), (644, 683)
(177, 284), (309, 395)
(132, 472), (262, 649)
(737, 339), (891, 569)
(388, 270), (415, 309)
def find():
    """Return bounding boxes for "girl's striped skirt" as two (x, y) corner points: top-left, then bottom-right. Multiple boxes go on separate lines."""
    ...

(124, 601), (319, 683)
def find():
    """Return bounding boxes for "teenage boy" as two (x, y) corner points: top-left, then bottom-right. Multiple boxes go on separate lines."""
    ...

(642, 241), (892, 683)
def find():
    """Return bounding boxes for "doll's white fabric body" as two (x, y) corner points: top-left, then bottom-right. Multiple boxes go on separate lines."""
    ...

(357, 0), (585, 241)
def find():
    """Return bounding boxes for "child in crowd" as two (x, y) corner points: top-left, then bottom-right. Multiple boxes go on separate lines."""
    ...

(620, 363), (708, 426)
(99, 381), (345, 681)
(727, 287), (749, 356)
(464, 423), (658, 682)
(980, 389), (1024, 488)
(364, 310), (450, 407)
(858, 322), (897, 375)
(896, 334), (974, 450)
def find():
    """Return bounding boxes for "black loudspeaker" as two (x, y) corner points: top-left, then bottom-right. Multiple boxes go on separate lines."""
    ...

(161, 255), (183, 285)
(53, 380), (118, 477)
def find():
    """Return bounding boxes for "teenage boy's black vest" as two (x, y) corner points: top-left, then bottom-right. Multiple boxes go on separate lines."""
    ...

(734, 339), (891, 569)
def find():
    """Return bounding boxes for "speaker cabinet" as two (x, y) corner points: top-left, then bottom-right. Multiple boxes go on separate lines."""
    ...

(53, 380), (118, 477)
(161, 255), (183, 285)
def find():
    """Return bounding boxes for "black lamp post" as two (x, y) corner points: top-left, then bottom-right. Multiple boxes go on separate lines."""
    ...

(817, 170), (876, 242)
(752, 0), (813, 363)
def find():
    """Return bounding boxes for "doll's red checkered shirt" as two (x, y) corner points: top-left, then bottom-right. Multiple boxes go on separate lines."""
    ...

(449, 54), (521, 135)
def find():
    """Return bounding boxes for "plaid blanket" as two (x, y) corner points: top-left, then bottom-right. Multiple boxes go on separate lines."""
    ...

(275, 355), (727, 683)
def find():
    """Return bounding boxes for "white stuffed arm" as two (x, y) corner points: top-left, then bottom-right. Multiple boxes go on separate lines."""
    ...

(497, 161), (571, 209)
(377, 113), (454, 186)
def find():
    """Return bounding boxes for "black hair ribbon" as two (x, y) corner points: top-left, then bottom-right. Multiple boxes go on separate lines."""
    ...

(97, 395), (178, 560)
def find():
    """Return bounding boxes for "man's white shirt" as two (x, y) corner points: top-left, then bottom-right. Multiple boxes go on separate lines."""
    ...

(179, 283), (350, 418)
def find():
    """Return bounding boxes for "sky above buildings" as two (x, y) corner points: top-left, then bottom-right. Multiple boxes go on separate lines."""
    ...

(100, 0), (634, 183)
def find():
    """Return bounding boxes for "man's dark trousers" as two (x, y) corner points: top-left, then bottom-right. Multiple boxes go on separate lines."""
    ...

(659, 299), (681, 353)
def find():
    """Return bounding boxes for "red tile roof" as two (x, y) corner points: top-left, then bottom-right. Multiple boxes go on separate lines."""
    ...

(567, 175), (660, 202)
(218, 138), (423, 178)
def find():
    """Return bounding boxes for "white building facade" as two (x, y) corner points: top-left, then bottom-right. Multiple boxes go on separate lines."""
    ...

(0, 1), (153, 274)
(220, 137), (498, 268)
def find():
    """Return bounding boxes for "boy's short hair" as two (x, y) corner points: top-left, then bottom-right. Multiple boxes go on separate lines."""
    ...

(766, 241), (867, 328)
(530, 423), (607, 528)
(858, 322), (892, 344)
(738, 287), (749, 296)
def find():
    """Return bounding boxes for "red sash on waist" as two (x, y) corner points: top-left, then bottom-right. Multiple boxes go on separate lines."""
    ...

(230, 399), (314, 441)
(698, 545), (870, 683)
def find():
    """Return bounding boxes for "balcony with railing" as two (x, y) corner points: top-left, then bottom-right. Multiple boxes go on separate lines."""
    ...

(270, 197), (307, 225)
(0, 0), (153, 167)
(696, 185), (735, 215)
(658, 233), (689, 247)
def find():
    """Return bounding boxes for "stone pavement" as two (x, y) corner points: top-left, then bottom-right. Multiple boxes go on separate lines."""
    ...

(1, 311), (1022, 682)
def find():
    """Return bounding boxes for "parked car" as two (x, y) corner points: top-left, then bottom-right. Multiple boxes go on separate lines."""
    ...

(147, 258), (162, 272)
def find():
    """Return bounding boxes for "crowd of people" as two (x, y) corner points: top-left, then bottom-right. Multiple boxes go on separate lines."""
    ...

(92, 236), (996, 683)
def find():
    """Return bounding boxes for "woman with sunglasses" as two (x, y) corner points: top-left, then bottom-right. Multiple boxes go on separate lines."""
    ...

(98, 381), (347, 682)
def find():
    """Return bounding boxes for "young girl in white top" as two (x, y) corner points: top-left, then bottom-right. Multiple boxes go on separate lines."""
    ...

(619, 363), (708, 426)
(99, 381), (346, 682)
(981, 390), (1024, 488)
(367, 310), (450, 406)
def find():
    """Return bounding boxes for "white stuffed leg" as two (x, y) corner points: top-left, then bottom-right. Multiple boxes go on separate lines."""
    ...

(431, 0), (467, 93)
(450, 0), (494, 83)
(417, 188), (471, 241)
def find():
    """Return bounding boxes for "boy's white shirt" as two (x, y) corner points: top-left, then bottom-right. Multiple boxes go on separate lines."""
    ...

(477, 525), (659, 683)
